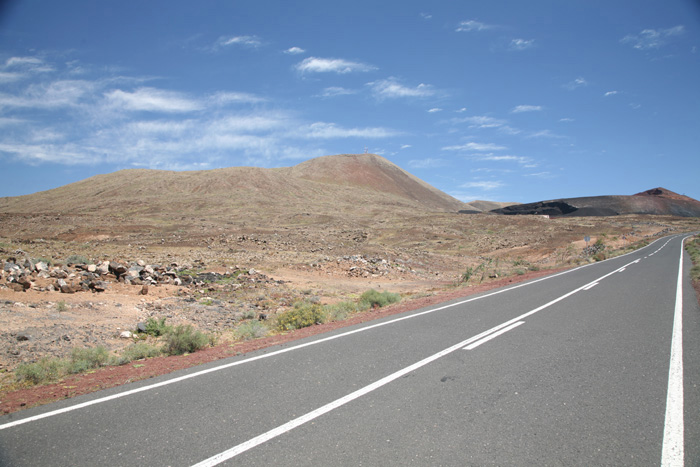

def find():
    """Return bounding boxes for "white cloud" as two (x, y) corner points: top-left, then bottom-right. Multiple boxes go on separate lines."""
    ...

(104, 87), (203, 113)
(563, 77), (588, 90)
(0, 72), (23, 83)
(511, 105), (542, 113)
(368, 78), (435, 99)
(621, 25), (685, 50)
(216, 35), (262, 48)
(473, 154), (531, 164)
(604, 91), (619, 97)
(400, 144), (412, 149)
(420, 13), (432, 20)
(527, 129), (564, 139)
(318, 86), (357, 97)
(559, 117), (574, 122)
(303, 122), (398, 139)
(428, 108), (442, 113)
(284, 47), (306, 54)
(456, 20), (493, 32)
(461, 180), (504, 190)
(509, 39), (535, 51)
(408, 158), (448, 169)
(0, 80), (96, 109)
(209, 91), (266, 105)
(295, 57), (376, 74)
(443, 142), (507, 152)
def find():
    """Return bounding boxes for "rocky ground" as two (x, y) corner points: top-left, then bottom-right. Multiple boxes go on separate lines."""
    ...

(1, 211), (698, 410)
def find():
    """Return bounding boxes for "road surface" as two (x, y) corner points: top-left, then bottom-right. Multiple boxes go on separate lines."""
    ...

(1, 233), (698, 466)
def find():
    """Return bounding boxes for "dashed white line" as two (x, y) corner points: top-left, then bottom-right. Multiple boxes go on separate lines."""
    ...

(464, 321), (525, 350)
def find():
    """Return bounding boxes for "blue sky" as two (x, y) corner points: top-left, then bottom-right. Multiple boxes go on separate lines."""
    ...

(1, 0), (698, 203)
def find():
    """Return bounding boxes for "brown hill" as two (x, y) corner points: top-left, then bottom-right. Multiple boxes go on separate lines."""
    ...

(491, 187), (700, 217)
(0, 154), (467, 218)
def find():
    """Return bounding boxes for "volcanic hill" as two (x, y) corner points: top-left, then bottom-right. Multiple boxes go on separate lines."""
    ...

(491, 187), (700, 218)
(0, 154), (472, 218)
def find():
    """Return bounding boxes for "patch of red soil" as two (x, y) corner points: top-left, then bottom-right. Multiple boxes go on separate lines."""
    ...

(0, 268), (567, 415)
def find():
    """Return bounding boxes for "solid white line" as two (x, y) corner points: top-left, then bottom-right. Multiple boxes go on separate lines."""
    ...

(464, 321), (525, 350)
(191, 258), (645, 466)
(0, 236), (665, 432)
(660, 238), (687, 466)
(583, 282), (599, 291)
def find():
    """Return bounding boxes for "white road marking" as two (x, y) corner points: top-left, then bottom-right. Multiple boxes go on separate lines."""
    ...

(660, 237), (688, 466)
(190, 258), (644, 466)
(0, 236), (666, 432)
(464, 321), (525, 350)
(583, 282), (599, 291)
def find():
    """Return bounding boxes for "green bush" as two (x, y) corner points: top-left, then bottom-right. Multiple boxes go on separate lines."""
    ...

(15, 357), (67, 385)
(234, 320), (269, 340)
(161, 324), (210, 355)
(359, 289), (401, 309)
(117, 342), (162, 364)
(323, 301), (362, 322)
(69, 346), (113, 373)
(276, 301), (326, 331)
(65, 254), (90, 265)
(141, 317), (172, 337)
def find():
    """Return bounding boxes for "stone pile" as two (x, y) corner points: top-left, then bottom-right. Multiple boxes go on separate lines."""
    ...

(0, 256), (260, 294)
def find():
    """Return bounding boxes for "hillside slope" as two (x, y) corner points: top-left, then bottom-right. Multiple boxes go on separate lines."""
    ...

(0, 154), (467, 218)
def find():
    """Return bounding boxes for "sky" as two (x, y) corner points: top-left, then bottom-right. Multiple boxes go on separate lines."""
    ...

(0, 0), (698, 203)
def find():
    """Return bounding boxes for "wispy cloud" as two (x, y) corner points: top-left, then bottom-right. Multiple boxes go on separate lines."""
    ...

(461, 180), (504, 190)
(443, 142), (507, 152)
(428, 108), (442, 113)
(527, 129), (564, 139)
(295, 57), (376, 74)
(511, 105), (542, 113)
(509, 39), (535, 51)
(368, 78), (435, 99)
(456, 20), (494, 32)
(472, 154), (531, 165)
(104, 87), (203, 113)
(284, 46), (306, 55)
(408, 158), (448, 169)
(452, 115), (506, 128)
(559, 117), (574, 122)
(303, 122), (398, 139)
(318, 86), (357, 97)
(215, 35), (263, 48)
(604, 90), (619, 97)
(621, 25), (684, 50)
(563, 77), (588, 90)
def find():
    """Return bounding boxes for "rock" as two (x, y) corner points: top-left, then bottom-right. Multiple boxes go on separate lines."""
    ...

(16, 332), (32, 341)
(90, 280), (108, 292)
(139, 285), (149, 295)
(87, 264), (97, 273)
(35, 261), (49, 273)
(60, 284), (76, 294)
(96, 262), (110, 275)
(136, 322), (147, 333)
(110, 263), (128, 277)
(9, 283), (25, 292)
(119, 331), (133, 339)
(17, 276), (32, 290)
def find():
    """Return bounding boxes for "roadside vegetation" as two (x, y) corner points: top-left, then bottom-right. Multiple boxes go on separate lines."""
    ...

(12, 289), (403, 388)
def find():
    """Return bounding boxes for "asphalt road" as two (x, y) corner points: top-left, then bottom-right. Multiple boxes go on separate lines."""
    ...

(1, 233), (698, 466)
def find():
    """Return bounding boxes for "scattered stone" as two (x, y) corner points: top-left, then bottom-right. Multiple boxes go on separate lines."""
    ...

(9, 283), (24, 292)
(136, 322), (147, 333)
(60, 284), (76, 294)
(16, 333), (32, 341)
(139, 285), (149, 295)
(119, 331), (133, 339)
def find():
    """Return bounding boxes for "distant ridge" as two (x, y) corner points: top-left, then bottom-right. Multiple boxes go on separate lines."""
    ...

(0, 154), (468, 217)
(491, 187), (700, 217)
